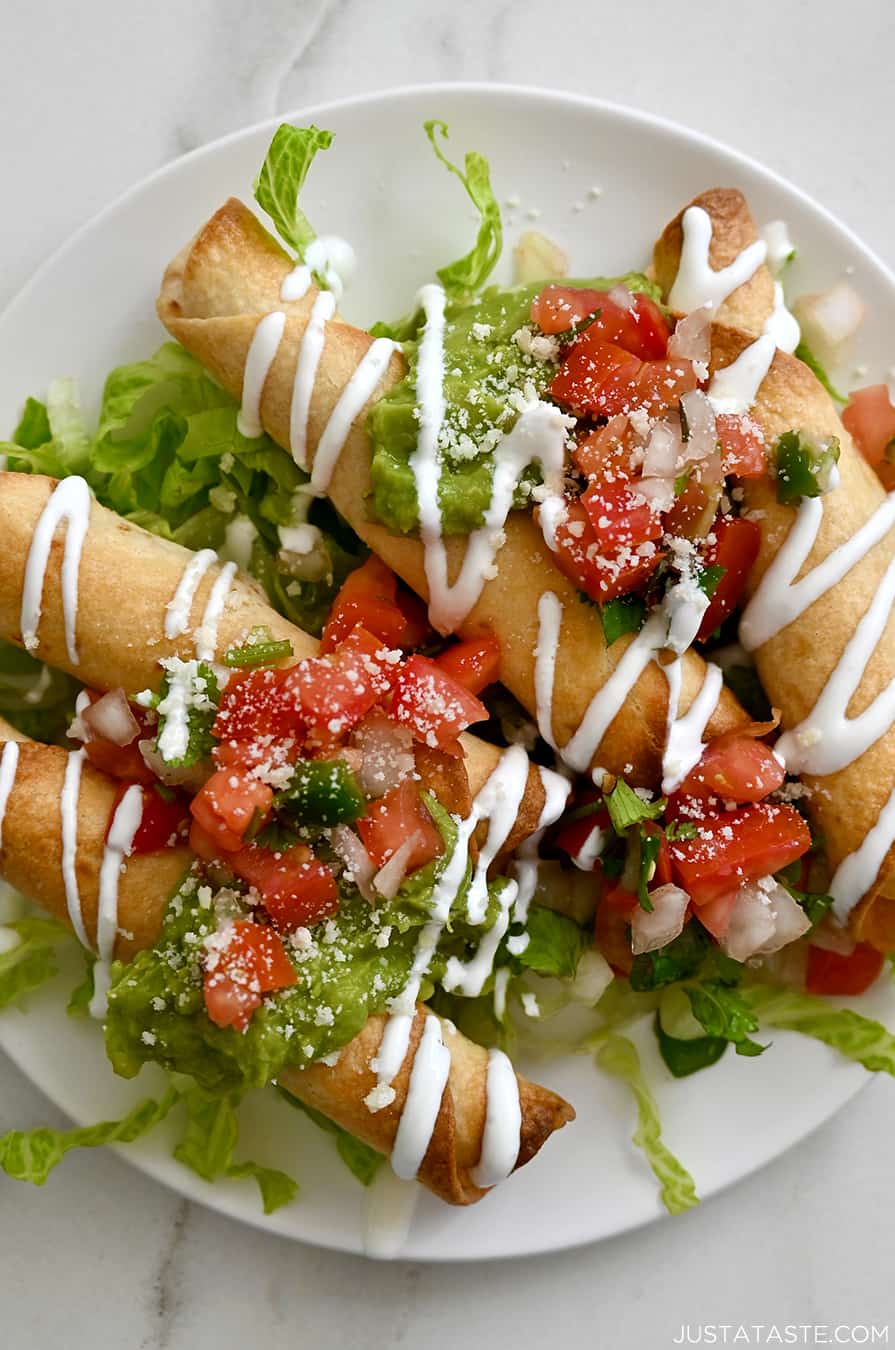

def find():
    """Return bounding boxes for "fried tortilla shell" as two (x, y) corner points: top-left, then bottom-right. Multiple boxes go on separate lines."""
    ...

(654, 189), (895, 950)
(156, 198), (748, 787)
(0, 470), (545, 855)
(0, 727), (573, 1203)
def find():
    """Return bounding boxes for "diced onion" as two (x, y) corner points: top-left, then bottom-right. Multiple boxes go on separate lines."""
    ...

(809, 917), (856, 956)
(680, 389), (717, 465)
(138, 739), (210, 792)
(331, 825), (377, 902)
(630, 883), (689, 955)
(512, 230), (569, 285)
(608, 283), (635, 312)
(668, 305), (712, 365)
(792, 281), (864, 365)
(567, 949), (614, 1004)
(373, 836), (418, 901)
(642, 417), (683, 479)
(720, 878), (811, 962)
(82, 688), (140, 747)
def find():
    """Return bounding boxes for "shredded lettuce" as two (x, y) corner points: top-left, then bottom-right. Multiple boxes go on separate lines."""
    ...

(0, 642), (80, 744)
(253, 123), (333, 257)
(0, 1088), (179, 1185)
(742, 985), (895, 1074)
(174, 1086), (297, 1214)
(795, 339), (846, 404)
(0, 916), (71, 1009)
(596, 1034), (699, 1214)
(424, 120), (503, 301)
(276, 1087), (383, 1188)
(2, 345), (365, 639)
(513, 905), (588, 979)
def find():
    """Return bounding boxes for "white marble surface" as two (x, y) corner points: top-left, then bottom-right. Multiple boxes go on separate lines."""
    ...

(2, 0), (895, 1345)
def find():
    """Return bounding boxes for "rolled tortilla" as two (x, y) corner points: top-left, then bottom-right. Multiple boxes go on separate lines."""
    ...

(157, 198), (747, 786)
(0, 728), (574, 1203)
(0, 471), (545, 854)
(654, 190), (895, 950)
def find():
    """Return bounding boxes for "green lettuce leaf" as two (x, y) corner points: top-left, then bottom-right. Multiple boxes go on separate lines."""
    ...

(604, 779), (665, 834)
(515, 905), (587, 979)
(276, 1087), (383, 1187)
(596, 1034), (698, 1214)
(628, 924), (710, 992)
(654, 1014), (728, 1078)
(794, 339), (846, 404)
(0, 1088), (179, 1185)
(174, 1087), (297, 1214)
(684, 980), (766, 1058)
(253, 123), (333, 257)
(0, 916), (71, 1009)
(0, 642), (81, 745)
(742, 985), (895, 1073)
(424, 120), (502, 300)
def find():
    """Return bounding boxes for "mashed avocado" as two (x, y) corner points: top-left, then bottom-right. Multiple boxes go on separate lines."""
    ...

(367, 273), (662, 536)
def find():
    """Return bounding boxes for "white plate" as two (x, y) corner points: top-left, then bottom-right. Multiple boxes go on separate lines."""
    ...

(1, 83), (894, 1262)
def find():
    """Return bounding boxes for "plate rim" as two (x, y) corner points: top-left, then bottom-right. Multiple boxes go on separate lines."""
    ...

(0, 80), (890, 1260)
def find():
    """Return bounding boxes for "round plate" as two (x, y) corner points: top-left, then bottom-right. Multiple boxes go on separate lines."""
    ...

(1, 84), (893, 1262)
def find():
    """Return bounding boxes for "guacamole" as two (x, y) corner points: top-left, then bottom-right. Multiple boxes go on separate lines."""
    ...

(367, 273), (662, 536)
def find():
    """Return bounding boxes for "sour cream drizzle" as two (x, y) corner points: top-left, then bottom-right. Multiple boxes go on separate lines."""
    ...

(740, 491), (895, 650)
(61, 748), (89, 949)
(668, 206), (767, 314)
(280, 264), (312, 303)
(830, 785), (895, 922)
(90, 783), (143, 1019)
(470, 1049), (522, 1188)
(662, 660), (724, 794)
(707, 334), (777, 416)
(237, 311), (286, 439)
(0, 742), (20, 849)
(164, 548), (217, 640)
(21, 475), (92, 666)
(389, 1014), (452, 1181)
(410, 283), (569, 634)
(194, 561), (237, 662)
(310, 336), (397, 496)
(289, 290), (336, 470)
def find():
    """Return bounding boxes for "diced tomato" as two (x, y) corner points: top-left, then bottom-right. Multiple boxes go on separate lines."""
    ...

(554, 807), (610, 861)
(357, 777), (443, 874)
(594, 896), (633, 975)
(550, 331), (696, 420)
(320, 557), (431, 654)
(213, 667), (305, 745)
(642, 820), (673, 887)
(677, 732), (784, 804)
(696, 514), (762, 640)
(549, 497), (662, 603)
(190, 767), (273, 854)
(572, 416), (638, 483)
(669, 802), (811, 906)
(189, 818), (223, 863)
(842, 385), (895, 482)
(663, 475), (720, 541)
(203, 919), (297, 1032)
(695, 888), (739, 941)
(805, 942), (885, 997)
(229, 842), (339, 929)
(296, 625), (404, 744)
(434, 634), (501, 696)
(389, 655), (487, 748)
(581, 479), (664, 551)
(213, 736), (297, 773)
(716, 413), (767, 479)
(111, 783), (189, 854)
(603, 882), (639, 913)
(531, 285), (671, 359)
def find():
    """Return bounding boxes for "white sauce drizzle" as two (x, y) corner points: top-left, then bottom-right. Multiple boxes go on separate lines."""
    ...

(363, 1169), (420, 1259)
(90, 783), (143, 1019)
(763, 280), (800, 354)
(707, 334), (777, 416)
(21, 476), (92, 666)
(0, 742), (20, 849)
(470, 1049), (522, 1189)
(410, 283), (570, 634)
(572, 823), (607, 872)
(60, 748), (90, 949)
(668, 206), (767, 314)
(389, 1014), (452, 1181)
(830, 784), (895, 923)
(462, 744), (530, 925)
(740, 491), (895, 650)
(164, 548), (217, 640)
(237, 310), (286, 439)
(534, 591), (563, 749)
(194, 561), (237, 663)
(304, 236), (356, 301)
(289, 290), (336, 470)
(776, 557), (895, 776)
(662, 660), (724, 794)
(310, 337), (397, 496)
(280, 264), (312, 303)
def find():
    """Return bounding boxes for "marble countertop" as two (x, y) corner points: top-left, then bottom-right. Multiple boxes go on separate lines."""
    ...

(3, 0), (895, 1345)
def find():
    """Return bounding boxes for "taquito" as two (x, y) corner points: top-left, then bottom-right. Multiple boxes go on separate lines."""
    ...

(0, 471), (546, 854)
(156, 198), (748, 786)
(0, 728), (573, 1204)
(654, 189), (895, 950)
